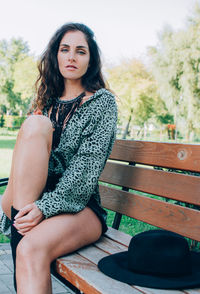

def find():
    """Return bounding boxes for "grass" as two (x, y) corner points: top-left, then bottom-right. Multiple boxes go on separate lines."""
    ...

(0, 233), (9, 243)
(106, 209), (158, 235)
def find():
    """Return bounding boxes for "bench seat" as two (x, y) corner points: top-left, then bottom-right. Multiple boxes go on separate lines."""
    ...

(56, 227), (200, 294)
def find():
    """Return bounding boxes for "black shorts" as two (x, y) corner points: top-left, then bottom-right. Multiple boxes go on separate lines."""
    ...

(87, 197), (108, 235)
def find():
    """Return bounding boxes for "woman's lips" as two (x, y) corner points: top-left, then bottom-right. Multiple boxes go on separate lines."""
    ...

(66, 65), (77, 69)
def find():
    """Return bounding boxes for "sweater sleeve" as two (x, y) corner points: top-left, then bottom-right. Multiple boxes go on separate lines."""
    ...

(35, 97), (117, 218)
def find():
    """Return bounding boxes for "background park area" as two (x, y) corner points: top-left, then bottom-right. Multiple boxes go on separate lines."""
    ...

(0, 2), (200, 246)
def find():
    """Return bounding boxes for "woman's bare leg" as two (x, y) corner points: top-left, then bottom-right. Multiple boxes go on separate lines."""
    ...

(1, 115), (53, 217)
(16, 207), (102, 294)
(1, 115), (53, 292)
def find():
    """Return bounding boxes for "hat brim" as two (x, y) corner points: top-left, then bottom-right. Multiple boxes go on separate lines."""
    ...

(98, 251), (200, 289)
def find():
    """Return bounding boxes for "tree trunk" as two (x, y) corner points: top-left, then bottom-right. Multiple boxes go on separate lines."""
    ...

(186, 120), (194, 142)
(122, 109), (133, 139)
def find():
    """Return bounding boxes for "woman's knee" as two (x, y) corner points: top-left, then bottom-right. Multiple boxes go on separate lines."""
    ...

(16, 236), (50, 267)
(17, 237), (36, 262)
(20, 115), (53, 141)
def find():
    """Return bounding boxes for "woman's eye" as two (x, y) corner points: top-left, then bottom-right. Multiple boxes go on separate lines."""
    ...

(78, 51), (86, 55)
(61, 48), (68, 52)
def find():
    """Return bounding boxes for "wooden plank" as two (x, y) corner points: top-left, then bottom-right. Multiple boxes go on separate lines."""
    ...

(80, 235), (127, 261)
(77, 240), (184, 294)
(100, 162), (200, 206)
(135, 286), (184, 294)
(100, 186), (200, 242)
(110, 140), (200, 172)
(56, 253), (141, 294)
(78, 242), (109, 264)
(184, 290), (200, 294)
(77, 242), (143, 293)
(104, 227), (132, 247)
(94, 235), (127, 253)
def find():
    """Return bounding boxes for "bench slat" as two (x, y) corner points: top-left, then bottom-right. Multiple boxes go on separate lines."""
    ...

(77, 240), (184, 294)
(100, 186), (200, 241)
(77, 241), (143, 293)
(88, 236), (127, 259)
(78, 242), (108, 264)
(184, 290), (200, 294)
(56, 252), (141, 294)
(110, 140), (200, 172)
(135, 286), (185, 294)
(100, 162), (200, 206)
(94, 235), (127, 253)
(104, 227), (132, 246)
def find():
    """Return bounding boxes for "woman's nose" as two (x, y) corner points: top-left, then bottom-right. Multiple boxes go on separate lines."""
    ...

(68, 52), (76, 61)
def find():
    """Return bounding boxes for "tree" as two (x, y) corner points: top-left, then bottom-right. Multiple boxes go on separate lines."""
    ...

(148, 4), (200, 141)
(106, 59), (170, 139)
(0, 38), (36, 114)
(1, 79), (21, 112)
(13, 55), (38, 113)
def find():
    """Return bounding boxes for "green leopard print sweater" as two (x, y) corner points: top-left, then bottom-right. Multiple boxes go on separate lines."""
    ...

(0, 88), (118, 235)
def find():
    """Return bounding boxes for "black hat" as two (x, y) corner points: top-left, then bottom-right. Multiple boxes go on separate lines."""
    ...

(98, 230), (200, 289)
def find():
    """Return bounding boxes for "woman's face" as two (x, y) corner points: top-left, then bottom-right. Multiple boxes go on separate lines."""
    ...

(57, 30), (90, 82)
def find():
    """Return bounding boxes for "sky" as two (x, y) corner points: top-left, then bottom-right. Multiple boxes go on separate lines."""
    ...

(0, 0), (198, 66)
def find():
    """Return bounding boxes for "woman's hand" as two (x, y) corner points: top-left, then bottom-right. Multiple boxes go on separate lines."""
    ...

(13, 203), (44, 235)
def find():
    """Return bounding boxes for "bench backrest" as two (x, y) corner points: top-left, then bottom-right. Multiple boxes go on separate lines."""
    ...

(99, 140), (200, 242)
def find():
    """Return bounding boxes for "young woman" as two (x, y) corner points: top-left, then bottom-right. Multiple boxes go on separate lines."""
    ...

(0, 23), (117, 293)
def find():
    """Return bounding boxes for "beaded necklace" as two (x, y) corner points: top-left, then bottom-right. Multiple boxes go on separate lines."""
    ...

(50, 92), (85, 149)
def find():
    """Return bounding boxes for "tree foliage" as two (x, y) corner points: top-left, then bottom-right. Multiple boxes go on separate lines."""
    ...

(107, 59), (171, 139)
(0, 38), (37, 114)
(13, 55), (38, 112)
(148, 4), (200, 141)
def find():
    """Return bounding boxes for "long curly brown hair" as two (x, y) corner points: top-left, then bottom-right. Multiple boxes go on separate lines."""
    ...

(30, 23), (106, 112)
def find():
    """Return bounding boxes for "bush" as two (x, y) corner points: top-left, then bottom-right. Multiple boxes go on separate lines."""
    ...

(12, 116), (26, 128)
(4, 115), (26, 129)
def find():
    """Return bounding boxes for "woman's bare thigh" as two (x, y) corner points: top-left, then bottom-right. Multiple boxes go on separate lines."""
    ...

(17, 207), (102, 262)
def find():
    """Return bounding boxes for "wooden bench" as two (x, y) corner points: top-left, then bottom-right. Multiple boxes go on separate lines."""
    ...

(53, 139), (200, 294)
(1, 140), (200, 294)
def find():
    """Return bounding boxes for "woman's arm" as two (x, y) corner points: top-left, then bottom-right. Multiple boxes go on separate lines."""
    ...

(35, 96), (117, 218)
